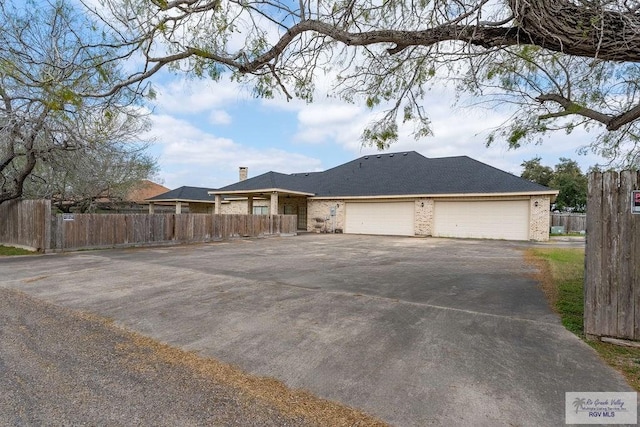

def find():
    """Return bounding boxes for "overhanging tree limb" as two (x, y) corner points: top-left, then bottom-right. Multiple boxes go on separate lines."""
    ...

(537, 94), (640, 131)
(90, 0), (640, 165)
(96, 0), (640, 97)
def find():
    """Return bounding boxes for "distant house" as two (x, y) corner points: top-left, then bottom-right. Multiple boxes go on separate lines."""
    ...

(127, 180), (171, 204)
(89, 180), (170, 213)
(209, 151), (558, 241)
(146, 186), (218, 214)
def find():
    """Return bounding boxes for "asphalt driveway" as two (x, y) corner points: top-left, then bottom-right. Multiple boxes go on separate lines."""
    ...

(0, 234), (632, 426)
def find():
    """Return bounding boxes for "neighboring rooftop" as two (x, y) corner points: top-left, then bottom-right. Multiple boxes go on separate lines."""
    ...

(127, 180), (170, 202)
(213, 151), (553, 197)
(147, 186), (216, 203)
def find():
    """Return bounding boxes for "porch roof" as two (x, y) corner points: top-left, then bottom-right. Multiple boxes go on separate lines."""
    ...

(208, 188), (315, 198)
(147, 186), (221, 204)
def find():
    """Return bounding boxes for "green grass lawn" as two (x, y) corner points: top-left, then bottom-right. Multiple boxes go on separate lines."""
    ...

(0, 245), (36, 256)
(529, 248), (640, 391)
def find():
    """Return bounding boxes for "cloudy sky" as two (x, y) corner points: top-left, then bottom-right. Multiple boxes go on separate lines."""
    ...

(141, 71), (606, 190)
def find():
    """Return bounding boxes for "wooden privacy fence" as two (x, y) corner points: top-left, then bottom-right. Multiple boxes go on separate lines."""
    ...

(0, 199), (51, 251)
(50, 213), (297, 251)
(0, 199), (297, 252)
(550, 213), (587, 233)
(585, 170), (640, 341)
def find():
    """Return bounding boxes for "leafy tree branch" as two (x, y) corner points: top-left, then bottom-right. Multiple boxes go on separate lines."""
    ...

(0, 0), (155, 206)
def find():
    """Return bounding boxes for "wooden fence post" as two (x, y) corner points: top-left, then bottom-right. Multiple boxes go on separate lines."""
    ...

(585, 170), (640, 341)
(585, 172), (602, 339)
(43, 200), (52, 252)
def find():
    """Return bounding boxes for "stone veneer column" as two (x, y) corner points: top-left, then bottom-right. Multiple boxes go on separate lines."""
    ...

(529, 196), (552, 241)
(270, 192), (279, 215)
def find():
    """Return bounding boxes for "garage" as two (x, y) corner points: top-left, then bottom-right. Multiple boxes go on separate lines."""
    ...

(345, 201), (415, 236)
(433, 200), (530, 240)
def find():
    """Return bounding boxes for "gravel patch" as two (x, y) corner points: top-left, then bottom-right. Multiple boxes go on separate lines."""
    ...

(0, 287), (386, 426)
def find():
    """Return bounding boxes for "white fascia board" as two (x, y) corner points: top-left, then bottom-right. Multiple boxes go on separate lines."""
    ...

(309, 191), (559, 200)
(209, 188), (315, 197)
(147, 199), (223, 204)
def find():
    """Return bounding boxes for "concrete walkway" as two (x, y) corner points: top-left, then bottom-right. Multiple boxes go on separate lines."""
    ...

(0, 235), (632, 426)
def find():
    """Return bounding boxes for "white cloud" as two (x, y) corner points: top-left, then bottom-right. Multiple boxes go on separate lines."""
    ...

(271, 81), (609, 175)
(152, 78), (249, 115)
(293, 104), (363, 144)
(209, 110), (232, 125)
(144, 114), (322, 188)
(297, 104), (361, 127)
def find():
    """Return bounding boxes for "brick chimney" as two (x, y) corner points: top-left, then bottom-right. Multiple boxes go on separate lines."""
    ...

(239, 166), (248, 181)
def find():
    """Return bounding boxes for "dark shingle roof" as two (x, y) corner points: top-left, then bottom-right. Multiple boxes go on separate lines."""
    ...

(146, 186), (215, 202)
(217, 151), (554, 197)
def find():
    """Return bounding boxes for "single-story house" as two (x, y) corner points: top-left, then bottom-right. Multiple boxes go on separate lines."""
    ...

(146, 186), (219, 214)
(209, 151), (558, 241)
(127, 180), (171, 203)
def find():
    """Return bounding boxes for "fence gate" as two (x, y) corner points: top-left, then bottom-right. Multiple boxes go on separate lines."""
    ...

(585, 171), (640, 341)
(0, 199), (51, 251)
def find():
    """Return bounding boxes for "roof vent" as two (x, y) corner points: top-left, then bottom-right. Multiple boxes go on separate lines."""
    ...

(305, 173), (309, 176)
(364, 156), (369, 159)
(376, 155), (381, 158)
(389, 154), (394, 157)
(403, 152), (408, 156)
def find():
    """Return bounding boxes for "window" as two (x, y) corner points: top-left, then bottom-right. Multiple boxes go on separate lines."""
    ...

(253, 206), (269, 215)
(297, 206), (307, 230)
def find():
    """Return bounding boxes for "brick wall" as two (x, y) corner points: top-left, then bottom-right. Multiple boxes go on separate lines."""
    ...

(222, 199), (269, 215)
(189, 202), (213, 214)
(307, 199), (345, 232)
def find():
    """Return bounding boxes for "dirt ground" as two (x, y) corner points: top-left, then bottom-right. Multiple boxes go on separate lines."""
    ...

(0, 287), (386, 426)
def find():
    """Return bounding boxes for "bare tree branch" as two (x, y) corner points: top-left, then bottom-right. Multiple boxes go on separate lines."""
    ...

(537, 94), (640, 131)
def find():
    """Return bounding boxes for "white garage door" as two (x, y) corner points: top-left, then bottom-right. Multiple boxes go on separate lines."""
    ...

(345, 201), (415, 236)
(433, 200), (530, 240)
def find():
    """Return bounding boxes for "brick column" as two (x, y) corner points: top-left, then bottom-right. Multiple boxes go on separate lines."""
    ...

(247, 195), (254, 214)
(270, 192), (279, 215)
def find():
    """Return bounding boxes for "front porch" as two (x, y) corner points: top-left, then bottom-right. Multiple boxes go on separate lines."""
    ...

(209, 189), (312, 231)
